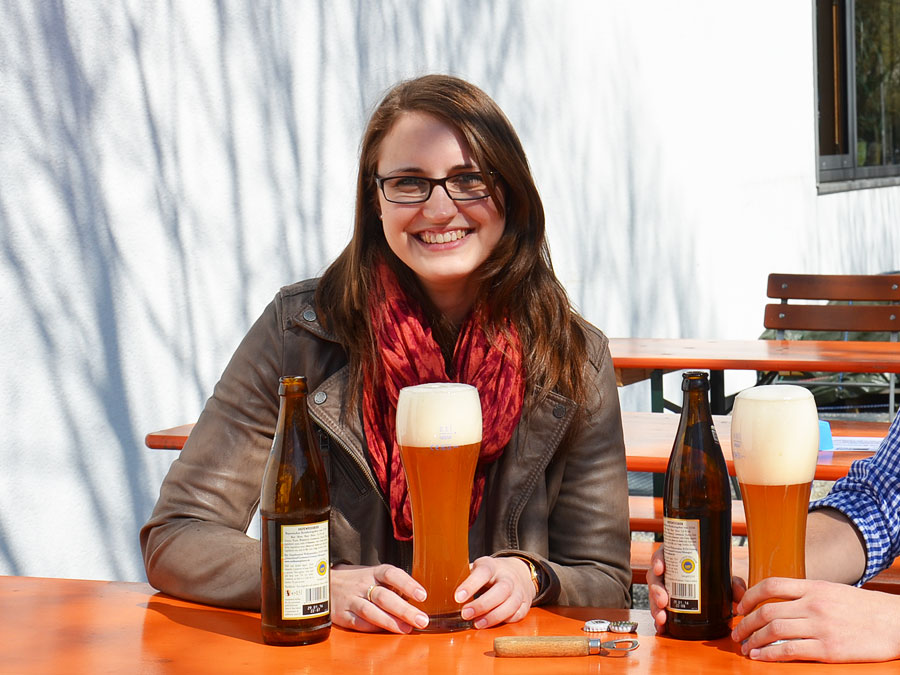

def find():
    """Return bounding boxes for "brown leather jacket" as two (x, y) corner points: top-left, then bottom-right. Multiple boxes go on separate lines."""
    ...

(140, 279), (631, 610)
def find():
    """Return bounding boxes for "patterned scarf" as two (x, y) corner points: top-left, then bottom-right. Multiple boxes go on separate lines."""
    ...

(362, 261), (525, 541)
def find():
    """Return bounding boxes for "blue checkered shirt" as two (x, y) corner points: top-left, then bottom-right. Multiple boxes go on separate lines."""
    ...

(810, 410), (900, 584)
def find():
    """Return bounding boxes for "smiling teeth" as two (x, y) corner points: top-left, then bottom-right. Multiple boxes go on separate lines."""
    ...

(420, 230), (467, 244)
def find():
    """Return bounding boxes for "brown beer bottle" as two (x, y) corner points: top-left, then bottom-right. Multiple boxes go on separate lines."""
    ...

(663, 371), (732, 639)
(260, 376), (331, 645)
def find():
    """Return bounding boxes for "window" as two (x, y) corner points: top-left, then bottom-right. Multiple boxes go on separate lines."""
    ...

(816, 0), (900, 189)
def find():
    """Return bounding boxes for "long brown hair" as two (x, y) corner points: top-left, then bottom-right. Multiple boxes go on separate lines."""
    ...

(316, 74), (588, 416)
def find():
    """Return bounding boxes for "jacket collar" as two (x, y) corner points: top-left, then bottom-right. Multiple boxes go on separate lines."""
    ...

(280, 279), (340, 343)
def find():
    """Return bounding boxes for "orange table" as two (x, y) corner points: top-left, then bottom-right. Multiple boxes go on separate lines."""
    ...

(609, 338), (900, 414)
(621, 412), (888, 481)
(2, 576), (896, 673)
(145, 422), (194, 450)
(146, 413), (889, 482)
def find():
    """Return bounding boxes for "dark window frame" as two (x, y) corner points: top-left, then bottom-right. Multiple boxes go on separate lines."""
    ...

(815, 0), (900, 192)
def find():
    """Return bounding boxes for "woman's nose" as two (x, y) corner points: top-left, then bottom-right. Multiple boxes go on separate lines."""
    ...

(422, 184), (458, 221)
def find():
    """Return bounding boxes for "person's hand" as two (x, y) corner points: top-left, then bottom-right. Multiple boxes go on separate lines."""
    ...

(647, 544), (747, 634)
(646, 545), (670, 632)
(330, 563), (429, 633)
(453, 556), (536, 629)
(732, 577), (900, 663)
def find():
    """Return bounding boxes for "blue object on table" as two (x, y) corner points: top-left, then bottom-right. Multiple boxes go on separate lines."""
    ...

(819, 419), (834, 451)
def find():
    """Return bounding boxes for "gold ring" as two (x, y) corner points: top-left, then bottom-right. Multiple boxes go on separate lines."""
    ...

(366, 584), (377, 603)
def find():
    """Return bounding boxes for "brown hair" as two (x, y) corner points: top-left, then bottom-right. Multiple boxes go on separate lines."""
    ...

(316, 74), (588, 416)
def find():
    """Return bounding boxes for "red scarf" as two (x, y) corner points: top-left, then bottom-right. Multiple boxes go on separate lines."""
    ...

(362, 261), (525, 541)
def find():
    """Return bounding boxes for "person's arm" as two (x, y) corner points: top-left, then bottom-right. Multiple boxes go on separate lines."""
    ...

(728, 509), (884, 662)
(139, 294), (431, 633)
(649, 465), (873, 631)
(542, 331), (632, 607)
(140, 297), (285, 609)
(805, 508), (867, 583)
(730, 411), (900, 663)
(732, 578), (900, 663)
(809, 411), (900, 585)
(451, 329), (632, 625)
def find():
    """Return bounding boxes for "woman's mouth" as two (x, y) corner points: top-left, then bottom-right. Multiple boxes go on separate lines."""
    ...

(417, 229), (470, 244)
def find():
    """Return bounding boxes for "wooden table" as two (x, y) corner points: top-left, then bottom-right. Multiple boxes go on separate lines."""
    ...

(621, 411), (888, 481)
(609, 338), (900, 414)
(146, 413), (889, 482)
(2, 576), (896, 673)
(145, 422), (194, 450)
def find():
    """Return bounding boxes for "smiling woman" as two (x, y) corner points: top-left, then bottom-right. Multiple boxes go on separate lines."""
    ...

(140, 74), (631, 636)
(375, 111), (505, 324)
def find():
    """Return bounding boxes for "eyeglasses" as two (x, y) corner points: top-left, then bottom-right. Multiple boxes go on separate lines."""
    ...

(374, 172), (495, 204)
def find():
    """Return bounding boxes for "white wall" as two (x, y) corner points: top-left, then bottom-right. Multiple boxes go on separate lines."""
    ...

(1, 0), (897, 582)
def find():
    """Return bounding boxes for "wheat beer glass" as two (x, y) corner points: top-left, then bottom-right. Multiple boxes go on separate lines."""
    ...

(396, 383), (482, 632)
(731, 385), (819, 587)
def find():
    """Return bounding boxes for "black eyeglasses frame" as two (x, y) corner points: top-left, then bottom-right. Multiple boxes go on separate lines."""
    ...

(373, 171), (497, 204)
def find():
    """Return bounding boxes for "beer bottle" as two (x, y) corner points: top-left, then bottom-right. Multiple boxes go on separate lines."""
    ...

(260, 376), (331, 645)
(663, 371), (732, 640)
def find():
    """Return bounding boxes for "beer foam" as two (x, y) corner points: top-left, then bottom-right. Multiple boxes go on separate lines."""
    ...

(731, 385), (819, 486)
(395, 383), (483, 447)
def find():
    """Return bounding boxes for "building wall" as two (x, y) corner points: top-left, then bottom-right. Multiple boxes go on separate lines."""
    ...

(1, 1), (897, 581)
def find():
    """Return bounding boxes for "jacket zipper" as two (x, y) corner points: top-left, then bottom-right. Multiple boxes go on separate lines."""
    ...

(308, 407), (389, 513)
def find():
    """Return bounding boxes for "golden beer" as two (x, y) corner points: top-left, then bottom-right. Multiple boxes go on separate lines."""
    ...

(396, 383), (482, 632)
(736, 482), (811, 584)
(731, 385), (819, 587)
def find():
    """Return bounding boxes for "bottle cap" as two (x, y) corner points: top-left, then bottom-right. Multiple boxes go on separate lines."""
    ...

(682, 371), (710, 391)
(582, 619), (610, 632)
(608, 620), (638, 633)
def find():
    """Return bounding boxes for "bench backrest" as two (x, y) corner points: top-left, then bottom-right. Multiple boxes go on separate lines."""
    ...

(765, 273), (900, 338)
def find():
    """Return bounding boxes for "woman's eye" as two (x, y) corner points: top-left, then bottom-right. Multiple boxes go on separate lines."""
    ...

(454, 173), (483, 186)
(393, 177), (426, 192)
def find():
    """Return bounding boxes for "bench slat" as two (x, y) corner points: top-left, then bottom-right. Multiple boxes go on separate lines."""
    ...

(629, 496), (746, 536)
(764, 303), (900, 333)
(629, 540), (900, 594)
(767, 274), (900, 302)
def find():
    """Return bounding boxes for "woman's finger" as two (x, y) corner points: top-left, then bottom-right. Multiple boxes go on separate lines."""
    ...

(362, 580), (429, 633)
(453, 557), (494, 603)
(376, 565), (427, 603)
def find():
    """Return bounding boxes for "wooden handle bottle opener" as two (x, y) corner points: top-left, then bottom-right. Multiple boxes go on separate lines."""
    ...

(493, 636), (639, 657)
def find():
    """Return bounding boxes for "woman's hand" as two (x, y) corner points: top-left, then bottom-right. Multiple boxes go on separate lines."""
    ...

(330, 564), (429, 634)
(647, 544), (747, 634)
(732, 577), (900, 663)
(453, 556), (536, 629)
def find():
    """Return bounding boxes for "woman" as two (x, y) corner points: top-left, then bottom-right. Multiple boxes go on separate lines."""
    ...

(141, 74), (630, 634)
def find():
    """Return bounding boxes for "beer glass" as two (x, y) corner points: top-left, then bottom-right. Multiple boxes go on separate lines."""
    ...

(396, 382), (482, 632)
(731, 385), (819, 587)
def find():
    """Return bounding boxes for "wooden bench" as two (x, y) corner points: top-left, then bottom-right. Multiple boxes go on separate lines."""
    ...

(629, 540), (900, 593)
(629, 496), (746, 536)
(763, 272), (900, 414)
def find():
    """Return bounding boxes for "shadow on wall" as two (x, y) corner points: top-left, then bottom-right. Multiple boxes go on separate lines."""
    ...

(1, 1), (151, 578)
(549, 18), (698, 341)
(0, 1), (529, 579)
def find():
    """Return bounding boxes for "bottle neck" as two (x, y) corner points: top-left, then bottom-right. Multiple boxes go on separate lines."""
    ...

(682, 387), (713, 422)
(274, 388), (309, 444)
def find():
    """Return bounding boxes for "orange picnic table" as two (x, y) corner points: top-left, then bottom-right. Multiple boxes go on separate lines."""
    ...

(146, 412), (889, 483)
(3, 575), (897, 673)
(610, 337), (900, 414)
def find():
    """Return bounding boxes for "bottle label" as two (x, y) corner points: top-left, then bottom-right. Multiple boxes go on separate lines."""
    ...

(663, 517), (701, 613)
(281, 520), (330, 620)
